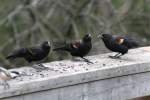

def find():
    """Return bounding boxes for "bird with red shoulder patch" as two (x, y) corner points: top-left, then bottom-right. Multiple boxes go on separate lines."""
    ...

(98, 33), (138, 58)
(53, 34), (93, 64)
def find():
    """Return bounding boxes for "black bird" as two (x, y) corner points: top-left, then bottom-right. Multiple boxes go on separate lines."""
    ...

(6, 41), (51, 69)
(0, 67), (21, 89)
(53, 34), (93, 63)
(99, 34), (138, 58)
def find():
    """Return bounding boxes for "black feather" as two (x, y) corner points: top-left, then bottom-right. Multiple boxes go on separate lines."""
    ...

(53, 34), (92, 58)
(100, 34), (139, 58)
(6, 41), (51, 63)
(53, 34), (93, 63)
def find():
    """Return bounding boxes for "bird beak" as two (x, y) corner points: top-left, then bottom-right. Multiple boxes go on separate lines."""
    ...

(48, 41), (51, 46)
(88, 34), (91, 37)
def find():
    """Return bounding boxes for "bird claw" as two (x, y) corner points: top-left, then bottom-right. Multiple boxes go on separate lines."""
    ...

(32, 64), (49, 72)
(87, 61), (94, 64)
(83, 59), (94, 64)
(109, 55), (120, 59)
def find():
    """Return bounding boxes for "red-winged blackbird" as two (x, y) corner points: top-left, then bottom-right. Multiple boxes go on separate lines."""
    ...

(0, 67), (21, 89)
(53, 34), (93, 63)
(6, 41), (51, 68)
(99, 34), (138, 58)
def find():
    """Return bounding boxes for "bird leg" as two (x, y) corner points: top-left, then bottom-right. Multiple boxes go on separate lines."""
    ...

(109, 53), (122, 59)
(32, 63), (49, 72)
(116, 53), (124, 58)
(81, 57), (94, 64)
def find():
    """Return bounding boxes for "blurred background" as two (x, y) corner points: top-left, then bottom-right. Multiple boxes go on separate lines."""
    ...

(0, 0), (150, 68)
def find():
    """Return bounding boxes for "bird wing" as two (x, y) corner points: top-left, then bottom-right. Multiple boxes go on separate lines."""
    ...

(27, 47), (42, 56)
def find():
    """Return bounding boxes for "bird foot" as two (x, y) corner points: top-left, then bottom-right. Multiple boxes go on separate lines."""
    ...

(87, 61), (94, 64)
(32, 64), (49, 72)
(109, 55), (120, 59)
(83, 59), (94, 64)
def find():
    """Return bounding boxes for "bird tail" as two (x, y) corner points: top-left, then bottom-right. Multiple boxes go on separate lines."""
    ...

(53, 46), (67, 51)
(6, 55), (17, 60)
(52, 41), (71, 51)
(10, 71), (21, 79)
(132, 42), (139, 48)
(127, 41), (139, 49)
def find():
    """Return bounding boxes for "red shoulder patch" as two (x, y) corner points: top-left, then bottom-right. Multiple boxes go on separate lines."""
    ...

(72, 41), (81, 49)
(115, 37), (124, 44)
